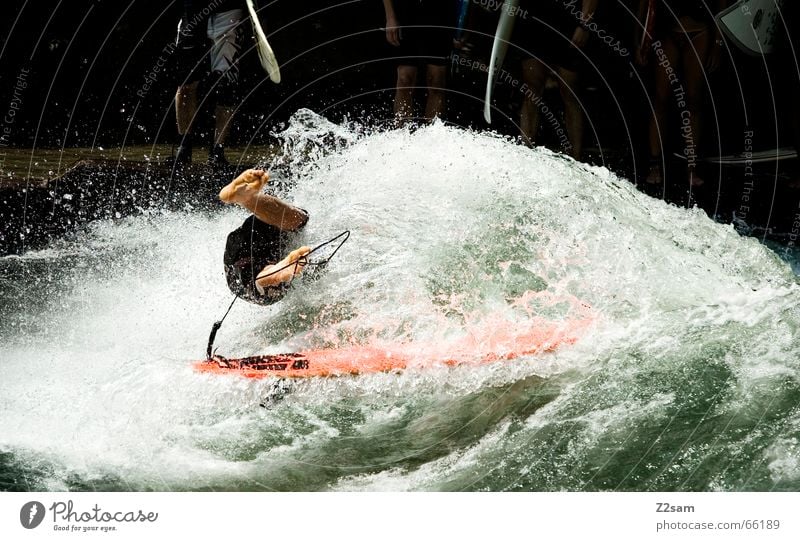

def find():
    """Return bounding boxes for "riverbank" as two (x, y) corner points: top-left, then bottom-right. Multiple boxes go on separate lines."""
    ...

(0, 146), (277, 254)
(0, 145), (274, 189)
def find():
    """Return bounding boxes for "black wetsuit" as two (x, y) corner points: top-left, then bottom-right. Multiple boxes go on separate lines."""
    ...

(223, 211), (308, 305)
(392, 0), (458, 66)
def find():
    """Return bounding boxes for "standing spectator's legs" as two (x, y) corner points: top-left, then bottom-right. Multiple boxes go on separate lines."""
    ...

(424, 64), (446, 120)
(207, 9), (244, 166)
(385, 0), (452, 124)
(558, 66), (583, 160)
(785, 3), (800, 188)
(520, 58), (549, 147)
(395, 65), (418, 122)
(176, 82), (199, 136)
(646, 35), (681, 184)
(175, 81), (200, 162)
(171, 5), (208, 166)
(681, 28), (712, 187)
(793, 83), (800, 188)
(215, 106), (233, 146)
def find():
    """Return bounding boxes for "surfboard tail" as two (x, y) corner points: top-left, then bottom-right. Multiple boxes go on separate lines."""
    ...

(484, 0), (520, 124)
(245, 0), (281, 83)
(716, 0), (785, 57)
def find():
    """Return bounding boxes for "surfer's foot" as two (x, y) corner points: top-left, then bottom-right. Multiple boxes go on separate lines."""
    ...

(219, 168), (269, 205)
(255, 246), (311, 292)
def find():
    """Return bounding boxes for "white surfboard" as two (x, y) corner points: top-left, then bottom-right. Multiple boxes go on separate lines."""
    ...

(716, 0), (785, 56)
(245, 0), (281, 83)
(484, 0), (519, 124)
(673, 146), (797, 165)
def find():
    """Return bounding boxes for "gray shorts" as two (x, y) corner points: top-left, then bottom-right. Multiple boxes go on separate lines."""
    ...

(206, 9), (244, 77)
(175, 8), (244, 87)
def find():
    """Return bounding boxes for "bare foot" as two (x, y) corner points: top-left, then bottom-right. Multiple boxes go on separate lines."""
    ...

(219, 169), (270, 205)
(255, 245), (312, 293)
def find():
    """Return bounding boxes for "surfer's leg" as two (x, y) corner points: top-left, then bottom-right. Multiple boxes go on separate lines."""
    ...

(424, 64), (446, 120)
(255, 245), (311, 291)
(682, 28), (711, 187)
(520, 58), (549, 147)
(557, 67), (583, 160)
(395, 65), (418, 122)
(219, 169), (308, 231)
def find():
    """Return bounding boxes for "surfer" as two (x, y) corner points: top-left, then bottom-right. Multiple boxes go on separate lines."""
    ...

(170, 0), (248, 167)
(219, 169), (311, 305)
(383, 0), (455, 122)
(636, 0), (731, 187)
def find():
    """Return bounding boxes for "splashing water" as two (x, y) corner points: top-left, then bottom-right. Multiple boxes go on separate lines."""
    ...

(1, 110), (799, 491)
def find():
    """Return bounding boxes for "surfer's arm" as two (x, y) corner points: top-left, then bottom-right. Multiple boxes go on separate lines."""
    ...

(255, 245), (311, 292)
(382, 0), (401, 46)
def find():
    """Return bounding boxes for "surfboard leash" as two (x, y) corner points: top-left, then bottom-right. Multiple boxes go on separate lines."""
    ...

(205, 230), (350, 360)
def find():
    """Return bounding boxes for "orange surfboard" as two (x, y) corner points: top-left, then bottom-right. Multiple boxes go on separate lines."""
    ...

(194, 314), (591, 379)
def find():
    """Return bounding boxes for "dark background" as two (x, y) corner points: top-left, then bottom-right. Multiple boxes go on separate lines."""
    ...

(0, 0), (796, 179)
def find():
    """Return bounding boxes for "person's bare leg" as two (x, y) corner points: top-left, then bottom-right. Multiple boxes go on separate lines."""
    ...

(255, 245), (311, 292)
(219, 169), (307, 231)
(176, 81), (200, 137)
(557, 66), (583, 160)
(646, 34), (681, 184)
(394, 65), (418, 123)
(214, 105), (233, 145)
(424, 64), (446, 120)
(682, 28), (711, 187)
(520, 58), (549, 146)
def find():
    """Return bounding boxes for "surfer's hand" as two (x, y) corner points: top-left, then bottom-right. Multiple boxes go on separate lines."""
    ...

(571, 27), (590, 49)
(385, 16), (401, 46)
